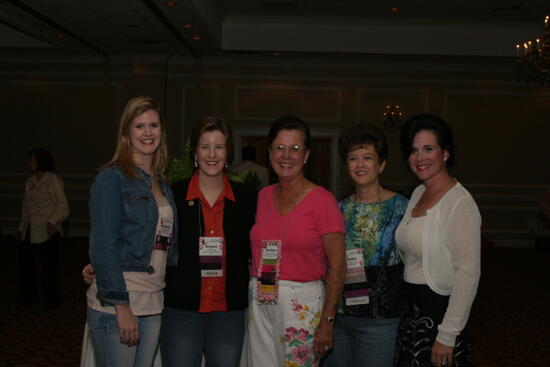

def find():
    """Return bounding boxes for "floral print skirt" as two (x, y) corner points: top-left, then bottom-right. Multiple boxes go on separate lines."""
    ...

(244, 278), (324, 367)
(395, 282), (472, 367)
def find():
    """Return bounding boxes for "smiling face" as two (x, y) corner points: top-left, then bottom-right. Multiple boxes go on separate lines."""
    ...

(346, 144), (386, 187)
(195, 129), (227, 178)
(408, 129), (449, 183)
(269, 129), (310, 182)
(129, 109), (161, 165)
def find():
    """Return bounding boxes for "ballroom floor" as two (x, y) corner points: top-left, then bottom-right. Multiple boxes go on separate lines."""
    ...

(0, 236), (549, 367)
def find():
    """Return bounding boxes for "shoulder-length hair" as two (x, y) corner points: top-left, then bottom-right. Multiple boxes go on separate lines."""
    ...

(103, 96), (167, 179)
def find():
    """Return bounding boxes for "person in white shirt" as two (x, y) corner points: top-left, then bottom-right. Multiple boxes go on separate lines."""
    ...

(16, 148), (69, 309)
(395, 114), (481, 367)
(230, 146), (269, 188)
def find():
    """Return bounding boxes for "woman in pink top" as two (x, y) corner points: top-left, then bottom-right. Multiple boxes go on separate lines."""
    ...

(245, 115), (346, 367)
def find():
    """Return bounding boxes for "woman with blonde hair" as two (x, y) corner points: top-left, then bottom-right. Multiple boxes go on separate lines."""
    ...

(85, 96), (178, 367)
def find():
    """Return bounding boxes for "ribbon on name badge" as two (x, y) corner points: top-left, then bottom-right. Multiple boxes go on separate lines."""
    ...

(256, 239), (281, 305)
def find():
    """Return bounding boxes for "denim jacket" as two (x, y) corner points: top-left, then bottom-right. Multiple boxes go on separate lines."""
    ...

(89, 165), (178, 305)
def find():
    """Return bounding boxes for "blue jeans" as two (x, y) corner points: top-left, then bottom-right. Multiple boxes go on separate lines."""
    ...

(323, 315), (400, 367)
(160, 308), (245, 367)
(87, 308), (161, 367)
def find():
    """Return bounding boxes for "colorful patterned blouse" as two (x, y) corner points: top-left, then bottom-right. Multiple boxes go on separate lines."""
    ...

(338, 193), (408, 318)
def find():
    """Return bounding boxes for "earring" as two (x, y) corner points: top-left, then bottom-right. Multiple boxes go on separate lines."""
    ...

(304, 160), (307, 164)
(224, 162), (229, 168)
(194, 158), (198, 168)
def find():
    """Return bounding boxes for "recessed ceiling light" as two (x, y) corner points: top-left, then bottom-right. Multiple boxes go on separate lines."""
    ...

(273, 52), (280, 56)
(183, 24), (192, 29)
(165, 1), (176, 6)
(192, 36), (201, 40)
(391, 7), (399, 12)
(57, 34), (64, 38)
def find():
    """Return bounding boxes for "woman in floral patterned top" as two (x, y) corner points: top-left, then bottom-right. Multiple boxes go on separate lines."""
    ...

(324, 124), (408, 367)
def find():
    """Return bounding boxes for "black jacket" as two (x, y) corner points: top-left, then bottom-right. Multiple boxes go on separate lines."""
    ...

(164, 178), (257, 311)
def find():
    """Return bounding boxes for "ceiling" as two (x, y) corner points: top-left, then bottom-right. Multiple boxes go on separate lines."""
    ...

(0, 0), (548, 60)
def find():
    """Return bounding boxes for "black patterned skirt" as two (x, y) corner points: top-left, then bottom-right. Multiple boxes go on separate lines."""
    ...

(395, 282), (472, 367)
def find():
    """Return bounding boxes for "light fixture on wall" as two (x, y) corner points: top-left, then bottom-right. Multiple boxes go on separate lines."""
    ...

(515, 15), (549, 86)
(383, 104), (404, 131)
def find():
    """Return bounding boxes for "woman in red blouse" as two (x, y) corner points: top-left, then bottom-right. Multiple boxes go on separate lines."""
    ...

(160, 116), (257, 367)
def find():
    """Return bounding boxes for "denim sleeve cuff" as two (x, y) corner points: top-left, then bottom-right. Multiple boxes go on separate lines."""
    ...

(97, 289), (130, 306)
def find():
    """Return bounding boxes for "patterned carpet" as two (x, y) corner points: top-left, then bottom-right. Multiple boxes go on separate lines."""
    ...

(0, 236), (549, 367)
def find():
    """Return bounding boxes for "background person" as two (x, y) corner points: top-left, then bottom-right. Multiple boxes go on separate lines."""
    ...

(16, 147), (69, 309)
(85, 96), (178, 367)
(159, 117), (256, 367)
(323, 124), (408, 367)
(230, 145), (269, 188)
(395, 113), (481, 367)
(245, 115), (345, 367)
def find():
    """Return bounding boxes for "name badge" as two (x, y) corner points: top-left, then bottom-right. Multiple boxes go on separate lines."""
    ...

(344, 248), (369, 306)
(159, 216), (173, 238)
(154, 216), (173, 251)
(257, 240), (281, 305)
(199, 237), (223, 277)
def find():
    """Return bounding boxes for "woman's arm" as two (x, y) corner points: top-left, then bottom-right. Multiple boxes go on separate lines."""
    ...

(47, 173), (70, 235)
(314, 231), (345, 358)
(433, 195), (481, 366)
(89, 169), (129, 305)
(16, 178), (31, 241)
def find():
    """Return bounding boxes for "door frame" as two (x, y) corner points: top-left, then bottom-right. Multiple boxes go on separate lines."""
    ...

(232, 127), (341, 195)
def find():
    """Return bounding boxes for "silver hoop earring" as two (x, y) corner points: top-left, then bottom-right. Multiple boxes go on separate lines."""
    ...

(194, 159), (198, 168)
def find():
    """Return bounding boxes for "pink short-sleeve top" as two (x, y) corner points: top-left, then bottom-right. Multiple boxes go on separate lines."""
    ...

(250, 184), (345, 282)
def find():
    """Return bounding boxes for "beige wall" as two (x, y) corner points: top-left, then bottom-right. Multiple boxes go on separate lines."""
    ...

(1, 56), (548, 246)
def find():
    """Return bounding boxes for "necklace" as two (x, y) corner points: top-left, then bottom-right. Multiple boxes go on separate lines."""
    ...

(354, 187), (384, 204)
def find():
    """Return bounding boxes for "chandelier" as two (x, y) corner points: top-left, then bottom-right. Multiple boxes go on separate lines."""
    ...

(515, 16), (550, 86)
(383, 105), (404, 130)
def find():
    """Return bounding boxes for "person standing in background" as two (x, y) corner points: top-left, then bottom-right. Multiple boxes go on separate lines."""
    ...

(16, 147), (69, 310)
(230, 145), (269, 188)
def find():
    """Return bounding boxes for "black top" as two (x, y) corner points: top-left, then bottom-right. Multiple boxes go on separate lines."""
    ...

(164, 179), (257, 311)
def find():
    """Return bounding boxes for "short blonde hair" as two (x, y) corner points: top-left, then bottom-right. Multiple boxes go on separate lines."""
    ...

(104, 96), (167, 179)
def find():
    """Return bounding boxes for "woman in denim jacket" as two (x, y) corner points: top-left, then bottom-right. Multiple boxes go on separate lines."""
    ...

(85, 96), (178, 367)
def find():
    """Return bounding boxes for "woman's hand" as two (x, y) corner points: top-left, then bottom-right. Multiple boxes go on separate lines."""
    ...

(315, 232), (345, 359)
(431, 340), (454, 367)
(313, 318), (334, 359)
(115, 304), (139, 346)
(46, 222), (56, 236)
(82, 264), (95, 285)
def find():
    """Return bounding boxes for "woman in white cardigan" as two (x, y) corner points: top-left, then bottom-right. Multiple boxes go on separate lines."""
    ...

(395, 114), (481, 367)
(16, 148), (69, 309)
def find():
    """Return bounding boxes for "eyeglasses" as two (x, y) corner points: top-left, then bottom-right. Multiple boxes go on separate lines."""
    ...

(271, 144), (306, 154)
